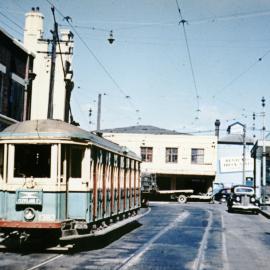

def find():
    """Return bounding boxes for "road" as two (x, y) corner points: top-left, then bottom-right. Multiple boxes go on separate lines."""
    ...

(1, 202), (270, 270)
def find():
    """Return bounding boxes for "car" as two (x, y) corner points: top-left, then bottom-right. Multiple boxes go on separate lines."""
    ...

(213, 188), (231, 203)
(227, 185), (260, 214)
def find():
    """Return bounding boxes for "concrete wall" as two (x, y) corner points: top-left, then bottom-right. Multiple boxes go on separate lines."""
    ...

(216, 143), (254, 188)
(103, 133), (217, 177)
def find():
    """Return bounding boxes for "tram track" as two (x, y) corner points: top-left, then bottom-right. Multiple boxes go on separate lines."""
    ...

(114, 211), (190, 270)
(192, 210), (213, 270)
(25, 254), (64, 270)
(22, 207), (152, 270)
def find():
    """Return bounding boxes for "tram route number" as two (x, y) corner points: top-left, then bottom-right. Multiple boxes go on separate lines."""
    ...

(16, 190), (43, 206)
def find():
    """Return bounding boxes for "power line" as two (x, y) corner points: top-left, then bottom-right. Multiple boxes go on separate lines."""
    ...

(189, 9), (270, 25)
(45, 0), (140, 113)
(212, 46), (270, 106)
(175, 0), (200, 120)
(58, 9), (270, 30)
(0, 10), (24, 31)
(0, 18), (22, 36)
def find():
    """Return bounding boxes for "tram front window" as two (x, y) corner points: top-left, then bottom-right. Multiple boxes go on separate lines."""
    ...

(14, 145), (51, 178)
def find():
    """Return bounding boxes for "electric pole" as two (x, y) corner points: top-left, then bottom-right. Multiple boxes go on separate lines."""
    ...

(97, 93), (101, 132)
(262, 96), (266, 206)
(47, 6), (57, 119)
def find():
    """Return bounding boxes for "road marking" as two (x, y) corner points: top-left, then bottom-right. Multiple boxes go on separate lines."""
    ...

(115, 211), (190, 270)
(192, 210), (213, 270)
(221, 214), (229, 270)
(25, 254), (64, 270)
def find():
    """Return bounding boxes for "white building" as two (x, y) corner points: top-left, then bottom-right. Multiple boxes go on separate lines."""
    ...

(102, 125), (217, 194)
(251, 137), (270, 199)
(214, 120), (254, 188)
(23, 7), (74, 121)
(217, 134), (254, 187)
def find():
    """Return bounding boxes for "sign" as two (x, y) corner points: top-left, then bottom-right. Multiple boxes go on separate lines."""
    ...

(246, 177), (254, 187)
(220, 157), (253, 173)
(16, 190), (43, 206)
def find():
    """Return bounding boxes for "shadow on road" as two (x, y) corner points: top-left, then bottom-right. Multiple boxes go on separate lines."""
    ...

(0, 221), (142, 255)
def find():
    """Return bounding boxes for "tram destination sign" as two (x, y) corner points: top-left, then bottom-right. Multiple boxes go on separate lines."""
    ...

(16, 190), (43, 206)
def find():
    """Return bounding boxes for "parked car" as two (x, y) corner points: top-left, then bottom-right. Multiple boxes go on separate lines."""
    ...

(227, 185), (260, 214)
(213, 188), (231, 203)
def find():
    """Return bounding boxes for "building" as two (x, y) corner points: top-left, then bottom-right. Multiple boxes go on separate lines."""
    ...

(251, 136), (270, 199)
(23, 7), (74, 122)
(215, 120), (254, 188)
(0, 27), (35, 130)
(102, 125), (217, 194)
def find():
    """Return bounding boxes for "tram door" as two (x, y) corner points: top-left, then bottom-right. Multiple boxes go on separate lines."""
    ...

(64, 145), (90, 219)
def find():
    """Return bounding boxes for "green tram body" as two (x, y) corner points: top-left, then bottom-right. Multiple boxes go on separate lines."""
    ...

(0, 119), (141, 247)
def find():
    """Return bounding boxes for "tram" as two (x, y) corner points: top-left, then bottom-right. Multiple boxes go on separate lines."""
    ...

(0, 119), (141, 248)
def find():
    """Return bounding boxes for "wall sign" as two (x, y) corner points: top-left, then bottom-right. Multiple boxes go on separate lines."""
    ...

(220, 157), (253, 173)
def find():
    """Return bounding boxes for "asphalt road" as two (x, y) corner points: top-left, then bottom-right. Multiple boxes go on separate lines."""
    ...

(1, 202), (270, 270)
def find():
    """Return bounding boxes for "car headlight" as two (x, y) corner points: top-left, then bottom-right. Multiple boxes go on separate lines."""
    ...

(250, 197), (256, 203)
(24, 208), (35, 221)
(236, 196), (240, 202)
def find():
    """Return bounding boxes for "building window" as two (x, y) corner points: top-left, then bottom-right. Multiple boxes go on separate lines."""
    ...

(191, 148), (204, 164)
(9, 79), (24, 121)
(166, 148), (178, 163)
(141, 147), (153, 162)
(0, 145), (3, 181)
(0, 72), (3, 113)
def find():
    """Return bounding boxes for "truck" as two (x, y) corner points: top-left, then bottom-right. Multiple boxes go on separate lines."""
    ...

(141, 173), (213, 205)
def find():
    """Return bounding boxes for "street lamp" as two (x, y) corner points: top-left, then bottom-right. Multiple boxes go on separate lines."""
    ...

(227, 122), (246, 185)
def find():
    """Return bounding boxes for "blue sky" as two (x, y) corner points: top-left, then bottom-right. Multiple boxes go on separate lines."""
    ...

(1, 0), (270, 138)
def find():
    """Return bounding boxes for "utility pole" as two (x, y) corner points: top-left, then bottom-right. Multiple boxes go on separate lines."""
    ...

(47, 6), (57, 119)
(261, 96), (266, 206)
(242, 124), (246, 185)
(97, 93), (102, 132)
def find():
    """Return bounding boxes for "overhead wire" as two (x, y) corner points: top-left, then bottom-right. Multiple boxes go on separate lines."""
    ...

(45, 0), (140, 116)
(175, 0), (200, 120)
(0, 18), (22, 36)
(58, 8), (270, 30)
(212, 46), (270, 114)
(0, 10), (24, 31)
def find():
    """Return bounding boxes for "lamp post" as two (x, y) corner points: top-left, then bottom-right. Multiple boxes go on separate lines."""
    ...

(261, 97), (266, 206)
(227, 122), (246, 185)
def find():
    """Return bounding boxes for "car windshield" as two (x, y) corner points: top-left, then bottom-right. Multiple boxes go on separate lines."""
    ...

(234, 187), (254, 194)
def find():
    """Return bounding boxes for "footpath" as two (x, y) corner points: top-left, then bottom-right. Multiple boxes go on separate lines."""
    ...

(259, 206), (270, 218)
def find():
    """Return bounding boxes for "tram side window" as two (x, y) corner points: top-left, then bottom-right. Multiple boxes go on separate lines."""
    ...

(71, 147), (83, 178)
(14, 145), (51, 177)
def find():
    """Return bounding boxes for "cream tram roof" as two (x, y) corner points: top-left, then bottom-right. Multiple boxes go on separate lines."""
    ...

(0, 119), (140, 159)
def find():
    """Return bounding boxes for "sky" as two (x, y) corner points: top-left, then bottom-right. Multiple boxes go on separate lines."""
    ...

(1, 0), (270, 138)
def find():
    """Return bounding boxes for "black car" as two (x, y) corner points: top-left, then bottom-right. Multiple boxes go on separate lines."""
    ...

(227, 185), (260, 214)
(213, 188), (231, 203)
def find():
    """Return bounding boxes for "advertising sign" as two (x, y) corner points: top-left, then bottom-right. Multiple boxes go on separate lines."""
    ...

(220, 157), (253, 173)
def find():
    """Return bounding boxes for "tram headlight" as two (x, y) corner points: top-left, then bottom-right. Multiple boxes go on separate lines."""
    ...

(250, 197), (256, 203)
(24, 208), (35, 221)
(236, 196), (240, 202)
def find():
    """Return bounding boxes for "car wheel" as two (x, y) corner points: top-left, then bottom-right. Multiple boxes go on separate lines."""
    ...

(177, 194), (187, 204)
